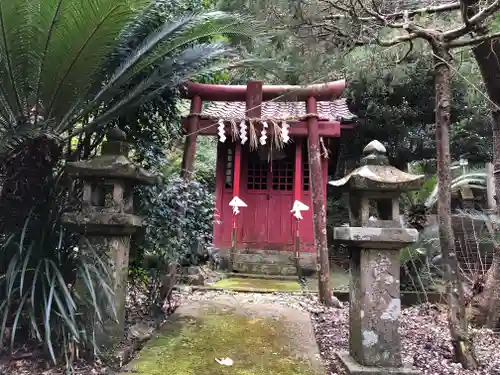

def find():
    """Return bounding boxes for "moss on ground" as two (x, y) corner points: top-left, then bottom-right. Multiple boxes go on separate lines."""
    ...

(213, 277), (301, 292)
(127, 311), (317, 375)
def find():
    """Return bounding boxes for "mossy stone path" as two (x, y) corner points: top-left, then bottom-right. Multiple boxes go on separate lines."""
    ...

(213, 277), (302, 292)
(125, 294), (325, 375)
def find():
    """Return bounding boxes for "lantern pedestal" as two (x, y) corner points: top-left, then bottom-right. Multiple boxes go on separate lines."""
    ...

(334, 227), (419, 375)
(335, 352), (420, 375)
(61, 126), (159, 352)
(330, 140), (423, 375)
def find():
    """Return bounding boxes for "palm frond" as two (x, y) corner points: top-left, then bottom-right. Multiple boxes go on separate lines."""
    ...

(0, 0), (145, 126)
(425, 170), (487, 208)
(89, 12), (263, 109)
(0, 123), (61, 161)
(0, 5), (269, 161)
(43, 0), (146, 122)
(0, 0), (34, 118)
(56, 10), (266, 136)
(127, 12), (265, 79)
(33, 0), (65, 124)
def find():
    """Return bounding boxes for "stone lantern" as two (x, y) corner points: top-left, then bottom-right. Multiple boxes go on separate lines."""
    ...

(329, 140), (424, 375)
(61, 126), (159, 349)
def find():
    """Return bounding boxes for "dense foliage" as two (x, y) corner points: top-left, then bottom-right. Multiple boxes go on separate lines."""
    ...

(0, 183), (116, 364)
(0, 0), (263, 366)
(0, 0), (496, 370)
(135, 177), (214, 267)
(341, 47), (492, 166)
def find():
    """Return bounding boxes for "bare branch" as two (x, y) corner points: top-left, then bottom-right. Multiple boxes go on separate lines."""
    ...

(324, 2), (461, 22)
(445, 0), (500, 40)
(289, 0), (500, 53)
(324, 0), (351, 14)
(466, 0), (500, 25)
(356, 0), (412, 28)
(449, 30), (500, 47)
(378, 32), (419, 46)
(459, 0), (472, 28)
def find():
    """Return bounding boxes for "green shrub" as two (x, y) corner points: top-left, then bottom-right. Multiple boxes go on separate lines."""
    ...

(0, 185), (114, 366)
(400, 225), (443, 293)
(135, 177), (214, 267)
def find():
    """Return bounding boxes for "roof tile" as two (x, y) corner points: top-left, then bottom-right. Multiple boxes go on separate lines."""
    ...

(200, 98), (356, 122)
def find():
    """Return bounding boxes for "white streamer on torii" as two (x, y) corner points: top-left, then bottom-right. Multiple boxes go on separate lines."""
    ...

(239, 120), (248, 145)
(217, 119), (226, 143)
(281, 121), (290, 143)
(260, 121), (268, 145)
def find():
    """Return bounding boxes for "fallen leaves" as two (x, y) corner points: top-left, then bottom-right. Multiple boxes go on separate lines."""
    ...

(313, 302), (500, 375)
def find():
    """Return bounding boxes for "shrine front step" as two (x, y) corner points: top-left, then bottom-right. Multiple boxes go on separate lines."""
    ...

(233, 261), (297, 276)
(217, 249), (316, 276)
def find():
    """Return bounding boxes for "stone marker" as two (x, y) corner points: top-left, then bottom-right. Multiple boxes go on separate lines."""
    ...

(61, 126), (160, 351)
(330, 140), (424, 375)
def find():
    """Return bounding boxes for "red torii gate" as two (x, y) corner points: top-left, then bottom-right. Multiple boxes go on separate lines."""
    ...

(180, 80), (356, 296)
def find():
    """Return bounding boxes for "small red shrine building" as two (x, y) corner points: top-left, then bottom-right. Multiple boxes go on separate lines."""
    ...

(181, 80), (356, 274)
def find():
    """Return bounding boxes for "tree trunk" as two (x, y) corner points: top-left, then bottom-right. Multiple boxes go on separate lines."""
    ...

(306, 97), (333, 306)
(467, 111), (500, 330)
(0, 137), (61, 235)
(469, 39), (500, 329)
(307, 140), (333, 306)
(433, 45), (478, 369)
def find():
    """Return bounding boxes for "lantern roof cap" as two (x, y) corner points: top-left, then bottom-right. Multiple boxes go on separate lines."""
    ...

(65, 155), (160, 184)
(329, 140), (424, 191)
(65, 126), (160, 185)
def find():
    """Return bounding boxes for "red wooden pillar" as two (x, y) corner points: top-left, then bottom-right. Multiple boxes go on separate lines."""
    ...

(294, 139), (303, 276)
(228, 142), (242, 272)
(214, 142), (225, 246)
(294, 139), (303, 204)
(228, 81), (263, 272)
(181, 95), (202, 180)
(306, 96), (333, 306)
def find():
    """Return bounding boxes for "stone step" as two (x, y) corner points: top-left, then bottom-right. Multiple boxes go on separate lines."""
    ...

(233, 261), (297, 276)
(233, 252), (296, 265)
(226, 273), (299, 280)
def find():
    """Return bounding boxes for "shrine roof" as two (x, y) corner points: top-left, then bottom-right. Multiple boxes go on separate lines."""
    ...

(199, 98), (356, 122)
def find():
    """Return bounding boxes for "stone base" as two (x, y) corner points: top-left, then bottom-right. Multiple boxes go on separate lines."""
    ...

(336, 352), (420, 375)
(215, 248), (317, 276)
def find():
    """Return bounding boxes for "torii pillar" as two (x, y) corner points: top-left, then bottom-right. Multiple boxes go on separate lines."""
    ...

(181, 95), (202, 180)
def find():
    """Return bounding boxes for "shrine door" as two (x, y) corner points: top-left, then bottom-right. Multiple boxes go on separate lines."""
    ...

(241, 145), (295, 249)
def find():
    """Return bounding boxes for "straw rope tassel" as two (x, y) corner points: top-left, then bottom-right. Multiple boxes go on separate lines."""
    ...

(249, 120), (258, 150)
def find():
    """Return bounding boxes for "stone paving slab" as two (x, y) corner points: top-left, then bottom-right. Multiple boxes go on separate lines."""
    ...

(124, 294), (325, 375)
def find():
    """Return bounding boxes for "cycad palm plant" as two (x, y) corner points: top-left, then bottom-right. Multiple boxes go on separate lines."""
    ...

(0, 0), (265, 366)
(1, 0), (263, 228)
(424, 168), (486, 209)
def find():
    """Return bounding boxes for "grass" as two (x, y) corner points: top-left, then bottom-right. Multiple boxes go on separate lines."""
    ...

(127, 311), (318, 375)
(213, 277), (302, 292)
